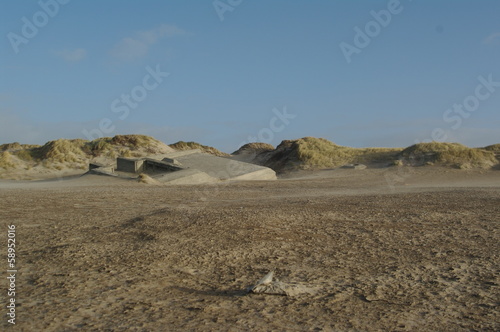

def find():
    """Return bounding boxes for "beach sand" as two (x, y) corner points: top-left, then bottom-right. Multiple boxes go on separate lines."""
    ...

(0, 167), (498, 331)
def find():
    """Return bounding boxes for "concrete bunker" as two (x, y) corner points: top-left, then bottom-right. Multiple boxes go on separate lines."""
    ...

(116, 157), (144, 173)
(88, 150), (277, 183)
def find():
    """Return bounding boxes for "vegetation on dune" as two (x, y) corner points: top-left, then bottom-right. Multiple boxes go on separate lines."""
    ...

(260, 137), (401, 172)
(110, 134), (158, 148)
(356, 147), (403, 164)
(137, 173), (160, 185)
(0, 135), (174, 177)
(83, 135), (171, 157)
(232, 142), (275, 155)
(32, 139), (88, 163)
(398, 142), (497, 169)
(117, 148), (133, 158)
(295, 137), (401, 169)
(295, 137), (356, 168)
(0, 142), (40, 152)
(0, 151), (15, 169)
(1, 134), (498, 177)
(13, 149), (35, 162)
(483, 144), (500, 153)
(28, 135), (172, 163)
(169, 141), (229, 157)
(0, 143), (22, 151)
(85, 138), (113, 157)
(268, 138), (498, 171)
(256, 138), (498, 172)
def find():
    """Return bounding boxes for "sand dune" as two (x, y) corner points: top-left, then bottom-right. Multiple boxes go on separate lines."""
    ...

(2, 135), (499, 181)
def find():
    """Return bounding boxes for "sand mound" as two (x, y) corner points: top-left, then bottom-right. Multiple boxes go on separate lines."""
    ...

(484, 143), (500, 152)
(231, 143), (275, 163)
(0, 151), (15, 169)
(33, 139), (88, 163)
(232, 142), (275, 155)
(0, 142), (40, 151)
(398, 142), (498, 169)
(169, 141), (229, 157)
(254, 137), (401, 173)
(242, 138), (499, 173)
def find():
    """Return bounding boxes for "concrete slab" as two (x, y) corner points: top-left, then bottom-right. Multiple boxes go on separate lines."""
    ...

(86, 150), (276, 184)
(168, 151), (276, 181)
(153, 169), (219, 185)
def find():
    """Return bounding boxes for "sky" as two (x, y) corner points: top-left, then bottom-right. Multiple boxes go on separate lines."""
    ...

(1, 0), (499, 152)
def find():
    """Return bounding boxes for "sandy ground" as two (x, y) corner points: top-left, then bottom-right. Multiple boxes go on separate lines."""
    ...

(0, 167), (499, 331)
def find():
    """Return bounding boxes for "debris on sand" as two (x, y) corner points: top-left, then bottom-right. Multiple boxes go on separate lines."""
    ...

(248, 271), (315, 296)
(137, 173), (161, 185)
(341, 163), (367, 170)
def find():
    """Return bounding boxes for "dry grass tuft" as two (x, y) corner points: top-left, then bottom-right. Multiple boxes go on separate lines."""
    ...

(137, 173), (160, 185)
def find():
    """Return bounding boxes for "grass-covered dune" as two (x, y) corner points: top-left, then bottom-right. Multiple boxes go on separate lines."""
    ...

(397, 142), (498, 169)
(255, 137), (402, 172)
(1, 135), (499, 178)
(0, 135), (174, 173)
(232, 143), (275, 155)
(484, 144), (500, 153)
(168, 141), (229, 157)
(239, 137), (500, 173)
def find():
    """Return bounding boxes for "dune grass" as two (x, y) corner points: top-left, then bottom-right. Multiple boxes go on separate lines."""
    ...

(85, 139), (112, 156)
(0, 151), (15, 169)
(0, 143), (23, 151)
(233, 143), (275, 155)
(14, 149), (35, 162)
(262, 138), (497, 172)
(1, 135), (498, 175)
(293, 137), (401, 169)
(483, 144), (500, 153)
(32, 139), (88, 163)
(109, 134), (158, 148)
(0, 135), (175, 174)
(169, 141), (229, 157)
(399, 142), (497, 169)
(0, 142), (41, 152)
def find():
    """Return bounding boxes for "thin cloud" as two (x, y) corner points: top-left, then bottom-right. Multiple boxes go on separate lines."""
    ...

(110, 24), (188, 62)
(482, 32), (500, 45)
(54, 48), (87, 62)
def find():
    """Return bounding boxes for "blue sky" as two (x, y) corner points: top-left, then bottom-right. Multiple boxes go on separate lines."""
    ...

(1, 0), (499, 152)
